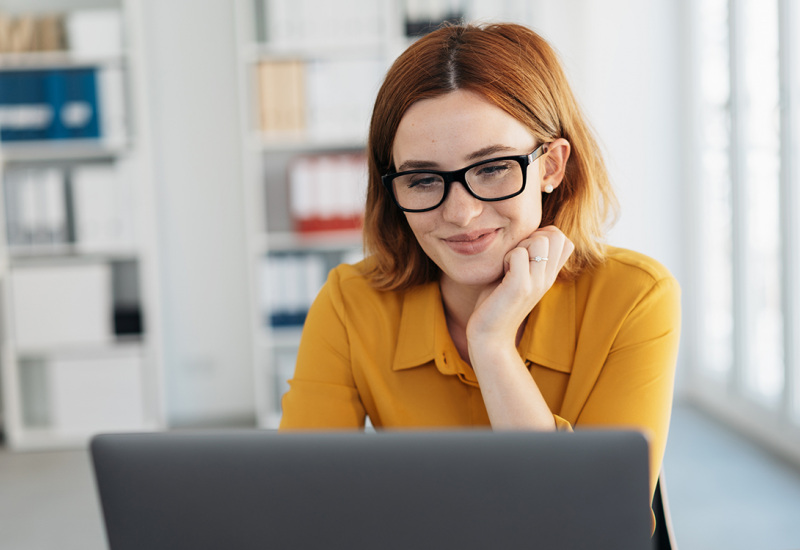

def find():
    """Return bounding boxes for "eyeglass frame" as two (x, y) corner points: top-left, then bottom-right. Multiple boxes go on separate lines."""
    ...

(381, 143), (549, 213)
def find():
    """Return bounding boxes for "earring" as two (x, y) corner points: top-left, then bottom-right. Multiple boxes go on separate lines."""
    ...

(544, 184), (554, 194)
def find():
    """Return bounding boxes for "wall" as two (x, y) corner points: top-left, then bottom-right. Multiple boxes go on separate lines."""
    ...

(139, 0), (254, 426)
(538, 1), (684, 278)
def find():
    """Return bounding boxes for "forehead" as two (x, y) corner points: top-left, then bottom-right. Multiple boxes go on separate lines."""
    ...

(392, 90), (534, 168)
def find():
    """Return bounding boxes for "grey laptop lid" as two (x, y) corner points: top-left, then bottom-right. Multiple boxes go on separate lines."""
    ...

(91, 429), (652, 550)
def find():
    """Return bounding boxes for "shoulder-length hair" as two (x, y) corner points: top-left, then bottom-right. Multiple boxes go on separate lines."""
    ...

(363, 22), (618, 291)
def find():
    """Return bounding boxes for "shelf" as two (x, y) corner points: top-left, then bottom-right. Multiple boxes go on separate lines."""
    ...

(247, 132), (366, 153)
(0, 0), (165, 451)
(7, 245), (140, 266)
(7, 423), (160, 451)
(242, 42), (387, 63)
(236, 0), (391, 429)
(0, 139), (129, 163)
(0, 51), (126, 70)
(262, 230), (363, 254)
(258, 411), (282, 430)
(15, 337), (145, 361)
(263, 327), (303, 349)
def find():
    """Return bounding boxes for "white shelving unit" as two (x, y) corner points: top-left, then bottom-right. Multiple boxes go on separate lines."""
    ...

(234, 0), (540, 427)
(233, 0), (398, 428)
(0, 0), (164, 449)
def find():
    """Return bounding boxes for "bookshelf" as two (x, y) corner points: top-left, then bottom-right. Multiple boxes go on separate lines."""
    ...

(235, 0), (539, 428)
(0, 0), (164, 449)
(234, 0), (393, 427)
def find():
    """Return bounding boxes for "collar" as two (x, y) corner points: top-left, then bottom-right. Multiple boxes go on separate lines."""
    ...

(392, 279), (576, 375)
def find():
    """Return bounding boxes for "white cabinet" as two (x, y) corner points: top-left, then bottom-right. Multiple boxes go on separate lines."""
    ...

(0, 0), (164, 449)
(10, 262), (113, 350)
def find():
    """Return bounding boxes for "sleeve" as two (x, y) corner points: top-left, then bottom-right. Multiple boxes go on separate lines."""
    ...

(279, 269), (366, 430)
(553, 415), (573, 431)
(576, 276), (681, 499)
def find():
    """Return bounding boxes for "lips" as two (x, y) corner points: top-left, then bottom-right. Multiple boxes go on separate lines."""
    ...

(442, 228), (500, 255)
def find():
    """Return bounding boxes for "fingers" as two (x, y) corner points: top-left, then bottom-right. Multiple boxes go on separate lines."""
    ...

(504, 246), (532, 279)
(478, 227), (573, 341)
(517, 226), (573, 279)
(558, 237), (576, 271)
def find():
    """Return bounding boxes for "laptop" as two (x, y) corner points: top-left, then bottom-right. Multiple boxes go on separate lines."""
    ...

(90, 429), (652, 550)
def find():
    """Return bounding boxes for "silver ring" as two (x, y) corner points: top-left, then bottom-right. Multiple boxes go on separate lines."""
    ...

(530, 256), (548, 263)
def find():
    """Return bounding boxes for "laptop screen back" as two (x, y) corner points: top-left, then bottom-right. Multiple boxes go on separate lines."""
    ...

(91, 429), (652, 550)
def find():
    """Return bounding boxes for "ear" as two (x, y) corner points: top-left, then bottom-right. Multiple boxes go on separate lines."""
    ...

(539, 138), (571, 192)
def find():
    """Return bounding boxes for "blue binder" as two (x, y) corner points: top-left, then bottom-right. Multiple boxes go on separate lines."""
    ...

(0, 67), (101, 142)
(0, 70), (51, 141)
(56, 68), (101, 139)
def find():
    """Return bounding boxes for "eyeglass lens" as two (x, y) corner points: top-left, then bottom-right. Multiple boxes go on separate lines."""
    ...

(391, 158), (524, 211)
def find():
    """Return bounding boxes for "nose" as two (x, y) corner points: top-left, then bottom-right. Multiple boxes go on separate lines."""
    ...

(440, 180), (483, 227)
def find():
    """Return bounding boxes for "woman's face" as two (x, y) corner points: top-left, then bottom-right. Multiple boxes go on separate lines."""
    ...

(391, 89), (546, 289)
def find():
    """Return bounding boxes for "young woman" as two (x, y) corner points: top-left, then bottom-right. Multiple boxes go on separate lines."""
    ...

(280, 22), (680, 509)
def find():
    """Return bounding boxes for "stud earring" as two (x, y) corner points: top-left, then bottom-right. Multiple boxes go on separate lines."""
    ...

(543, 184), (554, 194)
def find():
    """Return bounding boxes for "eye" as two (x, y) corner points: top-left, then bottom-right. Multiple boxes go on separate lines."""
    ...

(407, 174), (442, 189)
(474, 160), (513, 178)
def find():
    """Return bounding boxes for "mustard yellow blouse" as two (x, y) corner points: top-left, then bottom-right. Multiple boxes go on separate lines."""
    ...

(280, 246), (681, 496)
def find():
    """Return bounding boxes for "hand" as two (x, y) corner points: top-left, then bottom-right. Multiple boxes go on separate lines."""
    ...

(466, 225), (575, 350)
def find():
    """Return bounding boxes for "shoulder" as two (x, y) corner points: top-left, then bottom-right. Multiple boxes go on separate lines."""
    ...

(573, 246), (680, 312)
(597, 246), (677, 287)
(326, 258), (383, 296)
(322, 258), (407, 316)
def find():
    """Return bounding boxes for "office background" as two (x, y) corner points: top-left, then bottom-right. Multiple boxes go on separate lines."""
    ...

(1, 0), (799, 548)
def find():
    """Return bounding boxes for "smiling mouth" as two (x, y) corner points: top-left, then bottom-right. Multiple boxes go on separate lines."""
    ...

(446, 230), (494, 242)
(443, 229), (499, 254)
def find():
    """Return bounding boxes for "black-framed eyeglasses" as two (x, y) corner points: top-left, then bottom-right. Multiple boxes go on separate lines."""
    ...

(382, 144), (548, 213)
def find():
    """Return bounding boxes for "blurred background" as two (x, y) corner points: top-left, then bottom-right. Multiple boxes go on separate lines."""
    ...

(0, 0), (799, 548)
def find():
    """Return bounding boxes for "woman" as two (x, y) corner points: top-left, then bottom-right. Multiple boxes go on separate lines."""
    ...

(280, 22), (680, 504)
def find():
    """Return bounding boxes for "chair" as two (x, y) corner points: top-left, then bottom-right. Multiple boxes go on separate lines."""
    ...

(652, 472), (678, 549)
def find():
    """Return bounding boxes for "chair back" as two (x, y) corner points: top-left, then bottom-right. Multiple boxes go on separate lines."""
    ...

(652, 474), (677, 549)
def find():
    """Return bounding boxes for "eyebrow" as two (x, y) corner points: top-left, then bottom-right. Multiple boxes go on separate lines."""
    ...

(395, 144), (519, 172)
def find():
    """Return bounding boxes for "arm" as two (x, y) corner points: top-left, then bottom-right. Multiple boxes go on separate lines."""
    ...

(465, 226), (574, 430)
(279, 271), (366, 430)
(575, 276), (681, 495)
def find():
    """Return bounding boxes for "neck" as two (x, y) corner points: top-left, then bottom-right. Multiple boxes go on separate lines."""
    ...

(440, 278), (483, 365)
(439, 277), (486, 334)
(439, 276), (527, 363)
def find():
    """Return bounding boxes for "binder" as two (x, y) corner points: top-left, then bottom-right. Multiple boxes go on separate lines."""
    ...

(65, 8), (123, 58)
(7, 16), (36, 53)
(289, 153), (366, 233)
(0, 70), (53, 141)
(34, 15), (67, 52)
(98, 66), (128, 146)
(264, 254), (328, 328)
(71, 162), (134, 249)
(17, 169), (39, 243)
(258, 59), (305, 134)
(0, 13), (11, 53)
(40, 167), (68, 244)
(0, 68), (101, 142)
(57, 68), (101, 140)
(2, 169), (22, 245)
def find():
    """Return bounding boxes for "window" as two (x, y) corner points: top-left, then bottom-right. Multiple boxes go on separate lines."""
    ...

(690, 0), (800, 455)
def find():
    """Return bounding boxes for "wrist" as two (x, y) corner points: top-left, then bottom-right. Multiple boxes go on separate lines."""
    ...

(467, 338), (520, 369)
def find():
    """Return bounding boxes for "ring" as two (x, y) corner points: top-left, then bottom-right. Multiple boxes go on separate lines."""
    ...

(530, 256), (548, 263)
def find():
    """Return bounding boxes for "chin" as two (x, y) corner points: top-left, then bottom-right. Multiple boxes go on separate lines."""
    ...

(442, 263), (505, 289)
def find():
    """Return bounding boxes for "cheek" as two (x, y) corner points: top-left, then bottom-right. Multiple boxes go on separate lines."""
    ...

(500, 191), (543, 228)
(403, 212), (435, 241)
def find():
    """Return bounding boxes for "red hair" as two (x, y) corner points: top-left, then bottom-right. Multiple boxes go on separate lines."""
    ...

(363, 23), (617, 290)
